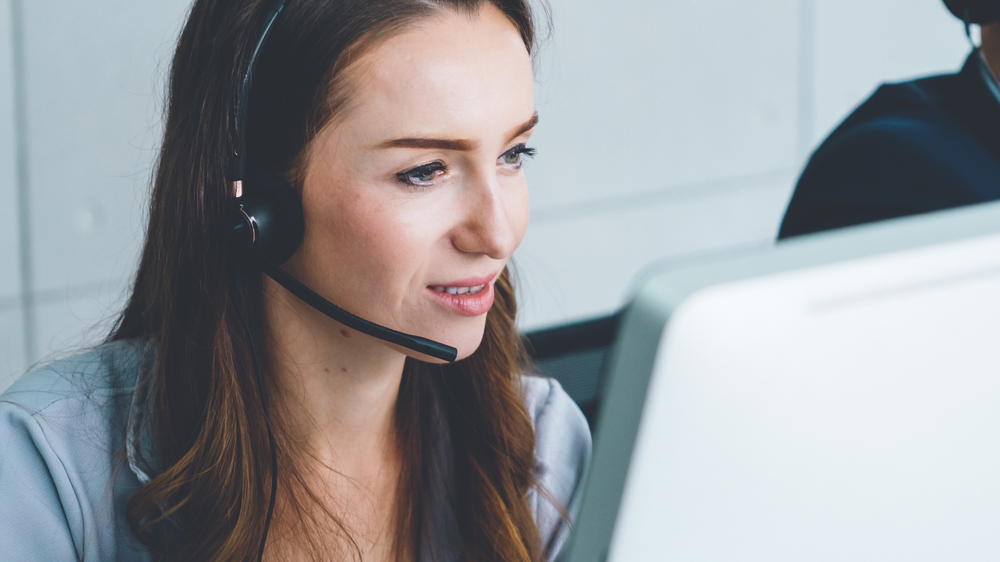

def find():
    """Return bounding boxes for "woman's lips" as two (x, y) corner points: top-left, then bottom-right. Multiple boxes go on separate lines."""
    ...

(427, 274), (497, 317)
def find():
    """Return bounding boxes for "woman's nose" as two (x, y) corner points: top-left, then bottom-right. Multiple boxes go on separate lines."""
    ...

(451, 176), (522, 260)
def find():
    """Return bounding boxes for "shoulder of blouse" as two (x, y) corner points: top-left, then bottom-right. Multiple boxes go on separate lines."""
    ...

(520, 375), (593, 561)
(0, 340), (153, 561)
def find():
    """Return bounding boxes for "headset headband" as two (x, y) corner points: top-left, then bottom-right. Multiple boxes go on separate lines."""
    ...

(233, 0), (288, 183)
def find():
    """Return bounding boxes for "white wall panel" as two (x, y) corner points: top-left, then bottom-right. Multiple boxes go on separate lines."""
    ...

(811, 0), (970, 151)
(0, 0), (21, 300)
(21, 0), (190, 295)
(0, 307), (26, 393)
(528, 0), (800, 213)
(514, 171), (797, 330)
(31, 280), (130, 366)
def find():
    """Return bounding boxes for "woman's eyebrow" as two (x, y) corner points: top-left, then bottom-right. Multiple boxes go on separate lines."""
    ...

(374, 111), (539, 151)
(507, 111), (539, 142)
(378, 137), (479, 151)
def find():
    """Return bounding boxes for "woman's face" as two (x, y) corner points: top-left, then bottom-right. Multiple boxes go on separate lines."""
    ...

(283, 4), (534, 361)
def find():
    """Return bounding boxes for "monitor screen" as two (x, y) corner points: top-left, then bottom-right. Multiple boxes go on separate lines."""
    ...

(565, 201), (1000, 562)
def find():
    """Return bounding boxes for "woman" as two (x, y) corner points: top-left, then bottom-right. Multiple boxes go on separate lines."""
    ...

(0, 0), (590, 560)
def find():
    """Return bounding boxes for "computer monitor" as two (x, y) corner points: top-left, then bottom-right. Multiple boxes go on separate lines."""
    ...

(564, 201), (1000, 561)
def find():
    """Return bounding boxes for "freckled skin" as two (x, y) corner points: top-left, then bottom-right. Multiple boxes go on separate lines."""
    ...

(277, 4), (535, 362)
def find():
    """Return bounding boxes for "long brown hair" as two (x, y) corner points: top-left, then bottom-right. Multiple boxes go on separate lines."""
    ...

(109, 0), (546, 560)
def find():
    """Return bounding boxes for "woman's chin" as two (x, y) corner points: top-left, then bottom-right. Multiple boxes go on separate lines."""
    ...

(376, 324), (485, 364)
(446, 321), (490, 361)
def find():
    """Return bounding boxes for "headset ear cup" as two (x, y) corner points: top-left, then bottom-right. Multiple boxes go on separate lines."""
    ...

(241, 165), (305, 265)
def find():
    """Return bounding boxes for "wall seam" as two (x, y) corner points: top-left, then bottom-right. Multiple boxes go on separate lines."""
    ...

(11, 0), (36, 365)
(0, 275), (134, 313)
(531, 168), (796, 226)
(797, 0), (816, 162)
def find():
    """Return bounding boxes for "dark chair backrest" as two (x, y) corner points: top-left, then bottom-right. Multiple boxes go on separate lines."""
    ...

(522, 313), (620, 429)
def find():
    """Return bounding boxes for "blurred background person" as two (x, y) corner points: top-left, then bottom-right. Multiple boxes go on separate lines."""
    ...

(780, 0), (1000, 238)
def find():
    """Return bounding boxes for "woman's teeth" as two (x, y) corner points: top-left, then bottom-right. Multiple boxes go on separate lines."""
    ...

(432, 284), (486, 296)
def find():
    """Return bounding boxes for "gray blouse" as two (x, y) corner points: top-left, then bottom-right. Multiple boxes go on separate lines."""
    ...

(0, 341), (591, 561)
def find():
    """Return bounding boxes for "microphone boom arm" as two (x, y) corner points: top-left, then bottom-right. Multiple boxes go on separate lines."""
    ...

(241, 244), (459, 362)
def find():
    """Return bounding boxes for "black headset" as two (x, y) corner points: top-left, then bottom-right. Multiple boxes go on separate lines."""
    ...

(227, 3), (457, 559)
(230, 0), (458, 363)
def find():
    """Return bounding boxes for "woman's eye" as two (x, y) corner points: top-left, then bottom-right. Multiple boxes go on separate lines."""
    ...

(396, 162), (447, 187)
(499, 144), (537, 168)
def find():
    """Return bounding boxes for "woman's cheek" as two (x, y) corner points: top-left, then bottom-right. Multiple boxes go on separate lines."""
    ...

(510, 182), (531, 248)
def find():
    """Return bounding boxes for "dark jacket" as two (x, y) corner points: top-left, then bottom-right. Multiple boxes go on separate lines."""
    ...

(779, 52), (1000, 239)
